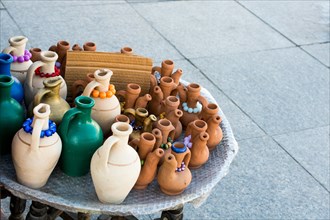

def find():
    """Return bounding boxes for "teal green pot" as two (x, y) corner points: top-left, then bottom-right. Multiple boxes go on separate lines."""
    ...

(58, 96), (103, 177)
(0, 75), (25, 155)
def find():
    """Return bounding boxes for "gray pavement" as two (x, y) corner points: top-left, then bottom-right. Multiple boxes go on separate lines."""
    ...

(1, 0), (329, 219)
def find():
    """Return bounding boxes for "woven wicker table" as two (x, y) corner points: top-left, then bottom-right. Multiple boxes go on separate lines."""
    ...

(0, 82), (239, 220)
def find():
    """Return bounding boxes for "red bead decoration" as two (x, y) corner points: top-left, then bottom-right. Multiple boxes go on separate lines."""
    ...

(35, 66), (60, 78)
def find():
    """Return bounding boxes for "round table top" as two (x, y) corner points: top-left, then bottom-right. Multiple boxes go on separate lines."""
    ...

(0, 81), (239, 216)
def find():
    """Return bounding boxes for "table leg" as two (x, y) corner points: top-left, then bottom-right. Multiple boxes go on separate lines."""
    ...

(159, 206), (184, 220)
(26, 201), (48, 220)
(8, 195), (26, 220)
(77, 212), (91, 220)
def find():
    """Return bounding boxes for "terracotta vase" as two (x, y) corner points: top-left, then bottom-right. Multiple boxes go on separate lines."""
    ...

(29, 48), (42, 62)
(91, 122), (141, 204)
(82, 69), (121, 136)
(130, 132), (156, 161)
(206, 115), (223, 151)
(2, 36), (33, 83)
(152, 60), (174, 78)
(71, 72), (94, 100)
(0, 76), (25, 155)
(157, 152), (192, 195)
(156, 119), (175, 147)
(163, 96), (180, 116)
(170, 142), (191, 169)
(178, 83), (208, 128)
(24, 51), (67, 107)
(120, 47), (133, 55)
(189, 132), (209, 169)
(12, 104), (62, 189)
(72, 44), (83, 51)
(199, 103), (219, 122)
(159, 76), (176, 100)
(115, 114), (130, 124)
(116, 83), (141, 109)
(49, 40), (70, 64)
(135, 94), (152, 109)
(134, 148), (164, 190)
(152, 128), (163, 150)
(166, 109), (183, 140)
(148, 86), (163, 116)
(185, 119), (208, 141)
(171, 69), (183, 86)
(29, 77), (70, 125)
(0, 53), (24, 103)
(58, 96), (103, 177)
(83, 42), (96, 51)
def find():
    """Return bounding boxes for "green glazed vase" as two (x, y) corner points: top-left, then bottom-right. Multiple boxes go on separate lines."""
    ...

(58, 96), (103, 177)
(0, 75), (25, 155)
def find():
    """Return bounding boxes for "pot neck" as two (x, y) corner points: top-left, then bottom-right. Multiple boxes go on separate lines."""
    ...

(0, 76), (13, 100)
(0, 53), (13, 77)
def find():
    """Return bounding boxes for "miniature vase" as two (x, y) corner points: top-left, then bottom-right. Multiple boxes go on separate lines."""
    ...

(29, 77), (70, 125)
(206, 115), (223, 151)
(0, 53), (24, 103)
(117, 83), (141, 109)
(134, 148), (164, 190)
(0, 76), (25, 155)
(83, 42), (96, 51)
(24, 51), (67, 107)
(29, 48), (42, 62)
(148, 86), (164, 116)
(49, 40), (70, 64)
(91, 122), (141, 204)
(156, 119), (175, 150)
(58, 96), (103, 177)
(189, 132), (209, 169)
(12, 104), (62, 189)
(82, 69), (120, 136)
(2, 36), (33, 83)
(130, 132), (156, 161)
(120, 47), (133, 55)
(134, 93), (152, 109)
(72, 72), (94, 100)
(163, 96), (182, 140)
(157, 151), (192, 196)
(199, 103), (219, 122)
(159, 76), (177, 99)
(185, 120), (208, 141)
(152, 60), (174, 78)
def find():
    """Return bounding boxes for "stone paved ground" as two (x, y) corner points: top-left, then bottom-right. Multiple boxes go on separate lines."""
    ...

(1, 0), (329, 219)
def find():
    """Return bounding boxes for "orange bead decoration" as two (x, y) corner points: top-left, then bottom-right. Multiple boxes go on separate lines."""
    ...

(106, 91), (113, 98)
(92, 90), (99, 98)
(99, 92), (106, 99)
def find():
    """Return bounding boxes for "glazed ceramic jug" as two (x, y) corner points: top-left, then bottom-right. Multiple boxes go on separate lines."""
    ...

(0, 53), (24, 103)
(189, 132), (209, 169)
(58, 96), (103, 177)
(29, 77), (70, 124)
(91, 122), (141, 204)
(24, 51), (67, 107)
(2, 36), (33, 83)
(12, 104), (62, 189)
(134, 148), (164, 190)
(0, 76), (25, 155)
(82, 69), (120, 136)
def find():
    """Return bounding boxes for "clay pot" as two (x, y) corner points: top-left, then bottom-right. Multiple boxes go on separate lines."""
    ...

(185, 120), (208, 141)
(152, 128), (163, 150)
(159, 76), (176, 99)
(171, 69), (183, 86)
(166, 109), (183, 140)
(2, 36), (33, 83)
(12, 104), (62, 189)
(82, 69), (121, 136)
(117, 83), (141, 109)
(157, 152), (192, 195)
(206, 115), (223, 151)
(152, 60), (174, 78)
(120, 47), (133, 55)
(189, 132), (209, 169)
(29, 48), (42, 62)
(83, 42), (96, 51)
(163, 96), (180, 116)
(91, 122), (141, 204)
(115, 114), (130, 124)
(199, 103), (219, 122)
(156, 119), (175, 145)
(72, 72), (94, 100)
(49, 40), (70, 64)
(72, 44), (83, 51)
(130, 132), (156, 161)
(29, 77), (70, 125)
(135, 94), (152, 109)
(134, 148), (164, 190)
(148, 86), (163, 116)
(24, 51), (67, 107)
(170, 142), (191, 169)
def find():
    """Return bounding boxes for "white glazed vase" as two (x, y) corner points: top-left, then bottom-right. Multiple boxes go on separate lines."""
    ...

(82, 69), (121, 136)
(12, 103), (62, 189)
(24, 51), (67, 107)
(91, 122), (141, 204)
(2, 36), (33, 83)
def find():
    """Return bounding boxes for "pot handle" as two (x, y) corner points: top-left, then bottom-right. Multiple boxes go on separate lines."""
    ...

(30, 104), (51, 151)
(26, 61), (45, 89)
(33, 88), (51, 107)
(59, 108), (81, 141)
(183, 148), (191, 168)
(82, 80), (101, 97)
(72, 79), (88, 100)
(98, 136), (120, 168)
(2, 46), (16, 54)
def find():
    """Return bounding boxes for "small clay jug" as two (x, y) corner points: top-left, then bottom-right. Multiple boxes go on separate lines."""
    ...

(159, 76), (177, 99)
(130, 132), (156, 161)
(0, 53), (24, 103)
(152, 128), (163, 150)
(58, 96), (103, 177)
(199, 103), (219, 122)
(71, 72), (94, 100)
(49, 40), (70, 64)
(189, 132), (209, 169)
(148, 86), (163, 116)
(170, 142), (191, 169)
(134, 148), (164, 190)
(24, 51), (67, 107)
(82, 69), (121, 136)
(116, 83), (141, 109)
(2, 36), (33, 83)
(72, 44), (83, 51)
(29, 77), (70, 124)
(0, 76), (25, 155)
(152, 60), (174, 78)
(206, 115), (223, 151)
(12, 104), (62, 189)
(157, 152), (192, 195)
(134, 94), (152, 109)
(83, 42), (96, 51)
(115, 114), (130, 124)
(91, 122), (141, 204)
(166, 109), (183, 140)
(163, 96), (180, 116)
(171, 69), (183, 86)
(185, 119), (208, 141)
(29, 48), (42, 62)
(120, 47), (133, 55)
(156, 119), (175, 148)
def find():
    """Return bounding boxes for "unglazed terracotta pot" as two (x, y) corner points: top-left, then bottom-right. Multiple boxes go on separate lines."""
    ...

(189, 132), (209, 169)
(185, 120), (208, 141)
(116, 83), (141, 109)
(159, 76), (177, 99)
(82, 69), (121, 136)
(0, 76), (24, 155)
(130, 132), (156, 161)
(59, 96), (103, 177)
(134, 94), (152, 109)
(199, 103), (219, 122)
(166, 109), (183, 140)
(148, 86), (164, 116)
(83, 42), (96, 51)
(24, 51), (67, 107)
(2, 36), (33, 83)
(206, 115), (223, 151)
(157, 152), (192, 196)
(29, 48), (42, 62)
(156, 119), (175, 147)
(29, 77), (70, 124)
(152, 59), (174, 78)
(49, 40), (70, 64)
(134, 148), (164, 190)
(12, 104), (62, 189)
(71, 72), (94, 100)
(120, 47), (133, 55)
(91, 122), (140, 204)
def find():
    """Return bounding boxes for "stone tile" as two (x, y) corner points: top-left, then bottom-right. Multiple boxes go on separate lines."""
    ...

(0, 1), (4, 9)
(180, 137), (329, 219)
(132, 1), (293, 59)
(240, 1), (330, 45)
(302, 43), (330, 67)
(3, 1), (183, 62)
(273, 126), (330, 191)
(191, 48), (330, 135)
